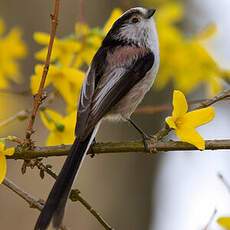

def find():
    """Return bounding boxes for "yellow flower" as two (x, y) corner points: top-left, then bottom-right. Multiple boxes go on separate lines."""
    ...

(34, 32), (81, 66)
(166, 90), (215, 150)
(0, 143), (14, 183)
(40, 109), (76, 146)
(218, 217), (230, 230)
(153, 2), (229, 96)
(34, 9), (122, 68)
(0, 19), (27, 89)
(31, 64), (84, 111)
(73, 8), (122, 68)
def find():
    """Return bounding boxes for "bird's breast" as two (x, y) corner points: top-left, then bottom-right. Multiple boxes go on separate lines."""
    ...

(106, 65), (157, 121)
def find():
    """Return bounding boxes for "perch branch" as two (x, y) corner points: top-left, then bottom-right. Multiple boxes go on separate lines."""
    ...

(6, 139), (230, 160)
(25, 0), (60, 143)
(5, 89), (230, 159)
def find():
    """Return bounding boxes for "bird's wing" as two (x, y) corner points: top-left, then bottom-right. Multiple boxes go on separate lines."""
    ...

(80, 46), (154, 139)
(75, 47), (108, 139)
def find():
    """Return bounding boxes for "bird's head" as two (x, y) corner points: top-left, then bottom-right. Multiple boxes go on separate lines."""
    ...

(103, 7), (157, 49)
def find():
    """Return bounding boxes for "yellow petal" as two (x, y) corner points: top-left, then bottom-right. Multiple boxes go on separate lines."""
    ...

(172, 90), (188, 119)
(165, 116), (176, 129)
(218, 217), (230, 229)
(4, 147), (15, 156)
(0, 143), (4, 152)
(53, 77), (75, 106)
(75, 23), (90, 37)
(176, 127), (205, 150)
(63, 67), (84, 86)
(33, 32), (50, 45)
(40, 109), (64, 131)
(182, 107), (215, 128)
(46, 132), (63, 146)
(0, 154), (7, 184)
(103, 8), (123, 34)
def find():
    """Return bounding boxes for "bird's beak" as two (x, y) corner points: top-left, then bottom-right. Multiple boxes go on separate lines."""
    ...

(146, 8), (156, 19)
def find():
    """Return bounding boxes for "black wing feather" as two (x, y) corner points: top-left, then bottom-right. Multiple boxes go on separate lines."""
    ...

(75, 47), (108, 139)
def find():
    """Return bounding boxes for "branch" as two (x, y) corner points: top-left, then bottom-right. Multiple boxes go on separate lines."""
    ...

(3, 178), (44, 210)
(0, 110), (30, 128)
(203, 208), (217, 230)
(28, 160), (113, 230)
(70, 190), (114, 230)
(218, 172), (230, 193)
(6, 139), (230, 160)
(135, 89), (230, 114)
(2, 178), (68, 230)
(195, 89), (230, 109)
(25, 0), (60, 143)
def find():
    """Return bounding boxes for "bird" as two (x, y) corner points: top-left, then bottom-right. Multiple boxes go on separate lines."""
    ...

(35, 7), (160, 230)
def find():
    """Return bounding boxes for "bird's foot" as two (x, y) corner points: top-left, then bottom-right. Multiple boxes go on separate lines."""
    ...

(141, 134), (158, 154)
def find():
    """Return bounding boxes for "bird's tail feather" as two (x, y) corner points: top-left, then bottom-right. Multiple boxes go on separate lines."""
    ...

(34, 133), (93, 230)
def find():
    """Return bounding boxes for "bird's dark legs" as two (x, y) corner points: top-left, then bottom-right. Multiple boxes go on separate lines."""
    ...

(126, 118), (151, 151)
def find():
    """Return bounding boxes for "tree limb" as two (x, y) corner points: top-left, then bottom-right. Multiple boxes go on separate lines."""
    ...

(25, 160), (113, 230)
(5, 139), (230, 160)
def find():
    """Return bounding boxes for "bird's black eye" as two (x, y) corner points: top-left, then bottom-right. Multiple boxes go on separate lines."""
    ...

(131, 17), (139, 24)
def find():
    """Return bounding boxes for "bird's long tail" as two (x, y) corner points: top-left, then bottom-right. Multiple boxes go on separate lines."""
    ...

(34, 131), (94, 230)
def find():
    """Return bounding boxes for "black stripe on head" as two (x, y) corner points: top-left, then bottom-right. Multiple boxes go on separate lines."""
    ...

(102, 8), (145, 47)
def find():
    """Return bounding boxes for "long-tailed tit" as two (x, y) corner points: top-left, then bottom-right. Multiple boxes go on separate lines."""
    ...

(35, 7), (159, 230)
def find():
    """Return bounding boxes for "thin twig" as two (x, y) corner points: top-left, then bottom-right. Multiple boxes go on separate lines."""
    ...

(32, 160), (113, 230)
(78, 0), (85, 23)
(0, 91), (56, 130)
(25, 0), (60, 144)
(2, 89), (229, 130)
(203, 208), (217, 230)
(2, 178), (68, 230)
(3, 178), (44, 210)
(135, 89), (230, 115)
(0, 88), (30, 96)
(70, 189), (114, 230)
(195, 89), (230, 109)
(0, 110), (30, 128)
(218, 172), (230, 193)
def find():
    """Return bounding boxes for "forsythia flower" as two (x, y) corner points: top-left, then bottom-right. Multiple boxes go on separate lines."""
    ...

(218, 217), (230, 230)
(31, 8), (123, 112)
(0, 142), (14, 183)
(0, 19), (27, 88)
(34, 32), (81, 66)
(34, 8), (122, 68)
(73, 8), (122, 68)
(166, 90), (215, 150)
(154, 3), (229, 95)
(31, 64), (84, 111)
(40, 109), (76, 146)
